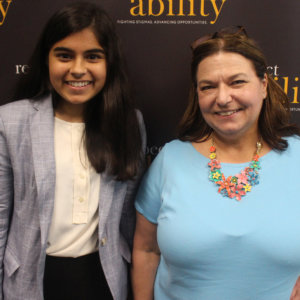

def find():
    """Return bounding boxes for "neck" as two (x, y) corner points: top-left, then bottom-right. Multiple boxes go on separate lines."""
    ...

(55, 101), (85, 123)
(212, 133), (261, 163)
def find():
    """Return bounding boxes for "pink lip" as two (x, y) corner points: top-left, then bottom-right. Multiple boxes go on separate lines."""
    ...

(65, 86), (92, 96)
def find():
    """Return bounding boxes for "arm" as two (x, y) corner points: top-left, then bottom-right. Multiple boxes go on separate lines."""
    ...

(131, 212), (160, 300)
(290, 276), (300, 300)
(0, 116), (13, 298)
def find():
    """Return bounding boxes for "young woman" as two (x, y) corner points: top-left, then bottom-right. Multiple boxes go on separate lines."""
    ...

(0, 2), (145, 300)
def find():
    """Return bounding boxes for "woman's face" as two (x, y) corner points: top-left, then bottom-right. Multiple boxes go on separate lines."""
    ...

(48, 27), (107, 109)
(196, 52), (267, 141)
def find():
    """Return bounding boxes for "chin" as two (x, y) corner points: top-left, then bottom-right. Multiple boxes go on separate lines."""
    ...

(214, 128), (243, 137)
(66, 98), (90, 105)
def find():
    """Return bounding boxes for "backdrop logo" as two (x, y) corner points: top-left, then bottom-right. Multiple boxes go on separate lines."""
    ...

(0, 0), (12, 26)
(275, 76), (299, 104)
(15, 65), (29, 75)
(129, 0), (227, 24)
(268, 64), (299, 106)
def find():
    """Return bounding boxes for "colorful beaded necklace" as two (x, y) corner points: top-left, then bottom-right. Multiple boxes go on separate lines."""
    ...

(208, 139), (262, 201)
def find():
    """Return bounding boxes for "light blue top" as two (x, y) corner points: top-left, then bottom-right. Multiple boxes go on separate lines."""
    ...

(135, 136), (300, 300)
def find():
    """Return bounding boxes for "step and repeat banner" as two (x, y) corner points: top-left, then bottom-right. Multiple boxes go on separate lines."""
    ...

(1, 0), (299, 156)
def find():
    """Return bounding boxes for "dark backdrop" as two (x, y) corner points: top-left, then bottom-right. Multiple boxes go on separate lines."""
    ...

(1, 0), (299, 156)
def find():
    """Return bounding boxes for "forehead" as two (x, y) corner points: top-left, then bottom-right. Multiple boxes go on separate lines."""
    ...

(50, 27), (102, 50)
(196, 52), (256, 79)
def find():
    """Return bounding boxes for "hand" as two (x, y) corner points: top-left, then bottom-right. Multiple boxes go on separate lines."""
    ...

(290, 276), (300, 300)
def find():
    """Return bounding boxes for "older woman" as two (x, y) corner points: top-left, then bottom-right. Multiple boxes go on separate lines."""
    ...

(132, 27), (300, 300)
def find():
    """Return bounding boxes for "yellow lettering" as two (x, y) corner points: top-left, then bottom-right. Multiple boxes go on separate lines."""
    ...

(200, 0), (209, 17)
(0, 0), (12, 26)
(291, 77), (299, 104)
(282, 77), (288, 94)
(166, 0), (175, 16)
(149, 0), (164, 16)
(210, 0), (226, 24)
(188, 0), (196, 16)
(178, 0), (185, 16)
(129, 0), (228, 20)
(291, 87), (299, 104)
(130, 0), (146, 16)
(275, 76), (300, 104)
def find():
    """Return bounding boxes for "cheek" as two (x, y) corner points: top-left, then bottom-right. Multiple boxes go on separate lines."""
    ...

(251, 91), (265, 109)
(48, 63), (60, 85)
(48, 64), (65, 95)
(95, 64), (107, 81)
(48, 69), (56, 89)
(198, 95), (212, 113)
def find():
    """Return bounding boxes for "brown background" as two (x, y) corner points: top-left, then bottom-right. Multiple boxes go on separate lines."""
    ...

(1, 0), (299, 155)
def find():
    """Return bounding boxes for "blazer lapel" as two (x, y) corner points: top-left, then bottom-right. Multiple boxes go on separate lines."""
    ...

(30, 95), (56, 246)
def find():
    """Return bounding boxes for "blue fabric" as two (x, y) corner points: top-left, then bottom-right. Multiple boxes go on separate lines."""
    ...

(135, 136), (300, 300)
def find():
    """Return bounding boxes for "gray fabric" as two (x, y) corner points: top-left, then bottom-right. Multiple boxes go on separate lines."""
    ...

(0, 95), (146, 300)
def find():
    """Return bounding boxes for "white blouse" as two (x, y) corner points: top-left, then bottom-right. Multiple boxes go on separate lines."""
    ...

(46, 117), (100, 257)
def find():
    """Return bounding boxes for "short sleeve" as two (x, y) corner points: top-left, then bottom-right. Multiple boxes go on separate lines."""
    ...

(135, 147), (166, 224)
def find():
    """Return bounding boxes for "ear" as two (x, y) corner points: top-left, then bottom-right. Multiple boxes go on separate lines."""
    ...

(261, 73), (268, 99)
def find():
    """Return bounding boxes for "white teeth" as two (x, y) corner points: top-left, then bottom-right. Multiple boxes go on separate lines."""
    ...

(217, 110), (237, 116)
(68, 81), (90, 87)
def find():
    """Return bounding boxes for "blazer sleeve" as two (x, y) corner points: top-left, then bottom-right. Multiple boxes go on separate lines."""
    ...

(0, 115), (13, 296)
(119, 110), (147, 250)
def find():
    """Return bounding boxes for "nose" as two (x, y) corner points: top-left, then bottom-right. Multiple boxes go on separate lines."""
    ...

(70, 57), (86, 78)
(216, 84), (232, 106)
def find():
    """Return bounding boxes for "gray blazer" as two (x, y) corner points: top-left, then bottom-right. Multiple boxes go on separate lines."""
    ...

(0, 95), (146, 300)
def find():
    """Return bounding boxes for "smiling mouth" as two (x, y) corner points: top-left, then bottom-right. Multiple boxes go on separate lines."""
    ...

(216, 109), (241, 116)
(67, 81), (92, 87)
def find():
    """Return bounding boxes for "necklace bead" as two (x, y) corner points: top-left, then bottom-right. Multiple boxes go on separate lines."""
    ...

(208, 141), (261, 201)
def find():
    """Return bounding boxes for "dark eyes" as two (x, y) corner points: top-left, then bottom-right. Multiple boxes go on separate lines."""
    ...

(86, 54), (104, 60)
(200, 85), (214, 91)
(231, 80), (246, 85)
(55, 53), (104, 61)
(56, 53), (71, 60)
(199, 80), (246, 91)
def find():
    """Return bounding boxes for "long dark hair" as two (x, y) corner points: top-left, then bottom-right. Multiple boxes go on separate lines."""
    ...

(178, 26), (300, 150)
(14, 2), (143, 180)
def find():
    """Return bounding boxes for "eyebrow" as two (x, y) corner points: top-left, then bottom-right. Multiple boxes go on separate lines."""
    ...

(53, 47), (105, 54)
(198, 73), (248, 85)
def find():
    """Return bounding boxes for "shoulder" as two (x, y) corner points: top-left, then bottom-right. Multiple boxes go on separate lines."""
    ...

(0, 95), (52, 123)
(269, 135), (300, 162)
(285, 135), (300, 144)
(284, 135), (300, 154)
(150, 139), (191, 171)
(159, 139), (192, 157)
(0, 99), (33, 114)
(0, 99), (34, 131)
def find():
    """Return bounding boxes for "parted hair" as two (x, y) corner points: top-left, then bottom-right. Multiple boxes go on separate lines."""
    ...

(13, 2), (143, 180)
(177, 27), (300, 150)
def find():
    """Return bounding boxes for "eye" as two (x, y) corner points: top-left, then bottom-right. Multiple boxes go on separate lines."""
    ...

(231, 80), (246, 86)
(86, 53), (105, 61)
(200, 85), (214, 91)
(55, 53), (72, 61)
